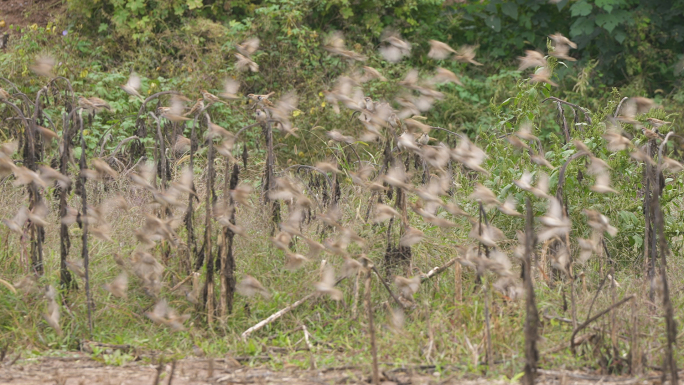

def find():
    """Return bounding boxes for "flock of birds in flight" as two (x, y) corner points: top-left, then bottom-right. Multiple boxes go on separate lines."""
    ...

(0, 28), (679, 336)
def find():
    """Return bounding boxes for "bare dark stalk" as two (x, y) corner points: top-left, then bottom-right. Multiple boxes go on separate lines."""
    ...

(187, 117), (198, 273)
(202, 113), (216, 325)
(655, 133), (678, 385)
(167, 360), (177, 385)
(370, 265), (406, 310)
(523, 198), (539, 385)
(364, 268), (379, 385)
(541, 96), (592, 125)
(78, 112), (93, 336)
(220, 163), (239, 317)
(483, 276), (493, 369)
(262, 120), (280, 231)
(59, 112), (75, 290)
(556, 101), (571, 143)
(571, 295), (635, 354)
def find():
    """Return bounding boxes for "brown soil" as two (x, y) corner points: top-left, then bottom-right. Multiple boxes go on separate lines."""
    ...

(0, 0), (65, 31)
(0, 354), (665, 384)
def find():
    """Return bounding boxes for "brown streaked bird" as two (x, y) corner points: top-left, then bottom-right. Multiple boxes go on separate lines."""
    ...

(236, 37), (260, 58)
(235, 53), (259, 72)
(530, 66), (557, 87)
(641, 127), (663, 141)
(91, 158), (119, 179)
(173, 135), (191, 155)
(184, 98), (205, 117)
(517, 50), (546, 71)
(120, 72), (142, 99)
(160, 98), (191, 122)
(399, 227), (425, 247)
(661, 157), (684, 173)
(326, 130), (355, 144)
(454, 45), (483, 66)
(66, 259), (85, 278)
(61, 206), (78, 227)
(629, 148), (656, 166)
(36, 126), (59, 142)
(549, 33), (577, 61)
(577, 236), (599, 264)
(537, 198), (571, 242)
(0, 87), (11, 101)
(220, 78), (241, 100)
(590, 172), (618, 194)
(304, 237), (325, 259)
(314, 265), (343, 301)
(428, 39), (457, 60)
(247, 92), (275, 105)
(394, 276), (420, 298)
(584, 209), (618, 237)
(430, 67), (462, 86)
(603, 128), (633, 151)
(374, 203), (399, 223)
(284, 252), (310, 271)
(342, 256), (364, 278)
(236, 275), (271, 298)
(38, 165), (71, 188)
(379, 29), (411, 63)
(146, 299), (190, 332)
(201, 90), (226, 106)
(44, 285), (62, 336)
(498, 195), (522, 217)
(103, 272), (128, 298)
(617, 97), (655, 124)
(359, 66), (387, 82)
(531, 153), (555, 170)
(645, 117), (670, 128)
(469, 183), (500, 206)
(2, 206), (28, 235)
(13, 166), (47, 188)
(230, 183), (253, 206)
(468, 221), (505, 247)
(30, 56), (55, 77)
(78, 96), (111, 113)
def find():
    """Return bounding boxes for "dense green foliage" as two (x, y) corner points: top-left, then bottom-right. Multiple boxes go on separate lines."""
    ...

(63, 0), (684, 89)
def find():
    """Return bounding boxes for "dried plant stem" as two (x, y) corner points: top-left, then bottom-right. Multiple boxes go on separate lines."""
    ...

(365, 269), (379, 385)
(523, 198), (539, 385)
(167, 360), (177, 385)
(78, 112), (93, 336)
(241, 277), (346, 340)
(351, 271), (360, 320)
(655, 133), (678, 385)
(631, 298), (642, 375)
(302, 324), (316, 370)
(371, 266), (405, 310)
(611, 268), (617, 352)
(483, 277), (493, 368)
(59, 112), (74, 290)
(454, 260), (462, 317)
(203, 117), (216, 325)
(571, 295), (635, 354)
(220, 163), (239, 317)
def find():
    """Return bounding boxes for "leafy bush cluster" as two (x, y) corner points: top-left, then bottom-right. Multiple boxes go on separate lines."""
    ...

(65, 0), (684, 90)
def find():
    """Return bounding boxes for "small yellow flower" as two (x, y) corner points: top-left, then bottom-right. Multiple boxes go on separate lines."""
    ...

(30, 24), (38, 31)
(321, 101), (326, 107)
(292, 110), (301, 117)
(318, 91), (323, 97)
(83, 129), (90, 136)
(298, 151), (304, 157)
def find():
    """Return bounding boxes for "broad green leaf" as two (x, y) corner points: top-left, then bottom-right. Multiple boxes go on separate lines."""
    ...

(500, 3), (518, 20)
(570, 0), (592, 17)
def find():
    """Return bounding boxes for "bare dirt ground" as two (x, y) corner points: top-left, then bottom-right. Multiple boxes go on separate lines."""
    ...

(0, 0), (64, 30)
(0, 353), (665, 384)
